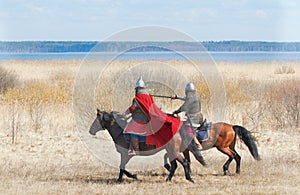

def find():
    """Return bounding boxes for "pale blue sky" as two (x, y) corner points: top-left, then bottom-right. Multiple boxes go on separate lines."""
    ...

(0, 0), (299, 41)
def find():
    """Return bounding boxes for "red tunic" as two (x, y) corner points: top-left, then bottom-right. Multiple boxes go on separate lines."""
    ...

(124, 93), (182, 148)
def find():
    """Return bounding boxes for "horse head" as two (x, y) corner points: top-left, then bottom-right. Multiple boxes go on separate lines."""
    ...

(89, 109), (113, 135)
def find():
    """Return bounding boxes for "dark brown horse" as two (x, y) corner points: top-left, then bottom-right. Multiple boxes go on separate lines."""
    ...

(180, 122), (261, 175)
(89, 109), (205, 182)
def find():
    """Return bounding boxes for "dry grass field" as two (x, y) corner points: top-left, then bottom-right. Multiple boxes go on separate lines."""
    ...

(0, 59), (299, 194)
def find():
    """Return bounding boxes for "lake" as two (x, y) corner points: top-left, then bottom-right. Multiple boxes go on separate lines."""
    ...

(0, 52), (300, 62)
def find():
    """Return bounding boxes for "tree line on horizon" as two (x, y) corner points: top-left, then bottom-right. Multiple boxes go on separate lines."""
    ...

(0, 41), (300, 53)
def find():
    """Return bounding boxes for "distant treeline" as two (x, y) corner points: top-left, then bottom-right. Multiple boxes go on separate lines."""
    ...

(1, 41), (300, 53)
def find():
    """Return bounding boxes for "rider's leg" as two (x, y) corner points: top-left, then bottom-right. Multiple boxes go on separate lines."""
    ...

(194, 136), (202, 150)
(186, 125), (202, 150)
(128, 134), (139, 156)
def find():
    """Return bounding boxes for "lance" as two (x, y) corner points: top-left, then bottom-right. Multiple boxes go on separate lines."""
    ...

(150, 94), (173, 99)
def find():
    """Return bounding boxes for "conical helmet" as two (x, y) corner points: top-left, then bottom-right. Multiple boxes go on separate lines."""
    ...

(135, 76), (146, 89)
(185, 82), (196, 94)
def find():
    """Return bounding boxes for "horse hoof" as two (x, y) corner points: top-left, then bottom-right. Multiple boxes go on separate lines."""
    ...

(166, 177), (172, 182)
(116, 178), (123, 183)
(133, 174), (138, 180)
(200, 161), (207, 167)
(188, 178), (194, 183)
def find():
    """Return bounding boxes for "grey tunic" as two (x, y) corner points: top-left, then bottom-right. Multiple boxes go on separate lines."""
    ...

(177, 91), (203, 127)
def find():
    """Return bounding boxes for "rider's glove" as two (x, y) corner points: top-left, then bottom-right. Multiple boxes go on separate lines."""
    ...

(171, 94), (177, 100)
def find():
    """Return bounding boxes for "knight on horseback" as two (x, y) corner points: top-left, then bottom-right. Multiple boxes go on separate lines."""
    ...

(123, 76), (182, 156)
(123, 76), (149, 155)
(172, 82), (204, 150)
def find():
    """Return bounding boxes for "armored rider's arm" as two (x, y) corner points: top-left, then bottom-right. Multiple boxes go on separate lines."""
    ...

(123, 99), (137, 115)
(171, 94), (186, 101)
(176, 95), (185, 101)
(172, 95), (186, 115)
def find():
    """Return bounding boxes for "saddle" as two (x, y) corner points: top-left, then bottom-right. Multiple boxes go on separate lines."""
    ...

(196, 119), (212, 141)
(197, 119), (212, 131)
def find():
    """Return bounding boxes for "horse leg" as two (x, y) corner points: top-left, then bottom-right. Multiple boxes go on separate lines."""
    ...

(181, 157), (193, 182)
(217, 147), (236, 175)
(233, 150), (241, 174)
(123, 169), (137, 180)
(183, 149), (191, 173)
(173, 151), (193, 182)
(163, 153), (171, 172)
(166, 132), (193, 182)
(166, 159), (178, 182)
(117, 153), (132, 182)
(229, 137), (241, 174)
(174, 140), (193, 182)
(223, 155), (234, 175)
(187, 140), (207, 167)
(117, 169), (124, 183)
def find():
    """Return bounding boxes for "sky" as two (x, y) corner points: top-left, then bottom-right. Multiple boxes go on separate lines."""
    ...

(0, 0), (299, 41)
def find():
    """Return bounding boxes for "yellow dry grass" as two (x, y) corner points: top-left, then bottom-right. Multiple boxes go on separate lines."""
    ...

(0, 59), (299, 194)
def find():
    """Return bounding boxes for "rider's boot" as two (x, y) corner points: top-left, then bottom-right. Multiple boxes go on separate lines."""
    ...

(128, 138), (139, 156)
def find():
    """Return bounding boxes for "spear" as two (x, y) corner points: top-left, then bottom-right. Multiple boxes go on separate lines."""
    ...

(150, 94), (173, 99)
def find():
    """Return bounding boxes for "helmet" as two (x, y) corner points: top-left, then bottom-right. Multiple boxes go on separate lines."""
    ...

(185, 82), (196, 93)
(135, 76), (146, 89)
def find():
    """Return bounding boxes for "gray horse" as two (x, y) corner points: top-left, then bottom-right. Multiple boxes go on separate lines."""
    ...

(89, 109), (206, 182)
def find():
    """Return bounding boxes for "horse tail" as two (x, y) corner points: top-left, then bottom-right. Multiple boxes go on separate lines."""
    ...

(233, 125), (261, 161)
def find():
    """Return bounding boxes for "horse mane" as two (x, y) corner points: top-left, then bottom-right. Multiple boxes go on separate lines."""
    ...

(110, 111), (128, 130)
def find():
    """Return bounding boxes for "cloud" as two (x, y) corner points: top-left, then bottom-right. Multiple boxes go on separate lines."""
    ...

(28, 5), (45, 13)
(255, 9), (267, 18)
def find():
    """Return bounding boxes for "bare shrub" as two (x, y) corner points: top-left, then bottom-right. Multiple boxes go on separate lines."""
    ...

(9, 101), (21, 143)
(223, 80), (251, 122)
(0, 66), (18, 93)
(274, 66), (295, 74)
(23, 82), (48, 132)
(264, 79), (300, 129)
(242, 101), (266, 131)
(3, 88), (24, 143)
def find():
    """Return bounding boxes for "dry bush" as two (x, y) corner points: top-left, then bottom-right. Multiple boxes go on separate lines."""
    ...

(274, 65), (295, 74)
(242, 101), (266, 132)
(263, 79), (300, 129)
(0, 66), (18, 93)
(221, 80), (251, 122)
(2, 78), (73, 132)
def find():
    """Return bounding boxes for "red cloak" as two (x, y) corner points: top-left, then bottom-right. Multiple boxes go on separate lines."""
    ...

(124, 93), (182, 148)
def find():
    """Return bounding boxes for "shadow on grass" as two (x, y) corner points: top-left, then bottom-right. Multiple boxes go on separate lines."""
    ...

(47, 171), (169, 184)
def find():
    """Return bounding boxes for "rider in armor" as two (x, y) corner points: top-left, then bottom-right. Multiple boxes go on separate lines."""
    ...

(172, 82), (203, 150)
(123, 77), (149, 156)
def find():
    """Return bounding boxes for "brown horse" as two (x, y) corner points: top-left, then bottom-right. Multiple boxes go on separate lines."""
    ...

(180, 122), (261, 175)
(89, 109), (205, 182)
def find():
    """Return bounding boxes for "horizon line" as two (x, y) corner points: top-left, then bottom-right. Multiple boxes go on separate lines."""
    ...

(1, 40), (300, 43)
